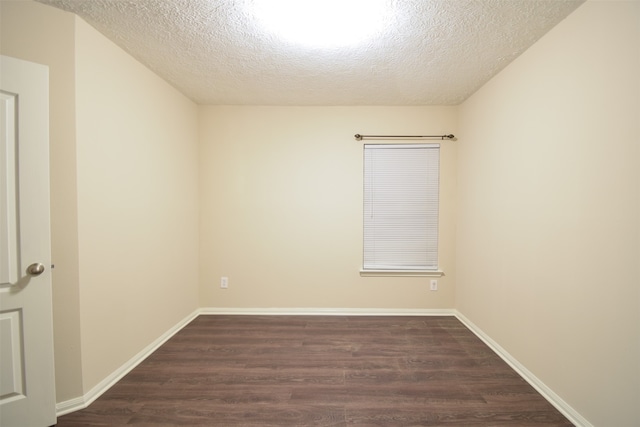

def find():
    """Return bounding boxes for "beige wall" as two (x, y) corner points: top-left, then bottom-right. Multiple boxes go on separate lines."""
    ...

(1, 0), (200, 401)
(199, 106), (457, 310)
(456, 1), (639, 426)
(74, 18), (200, 391)
(1, 0), (83, 402)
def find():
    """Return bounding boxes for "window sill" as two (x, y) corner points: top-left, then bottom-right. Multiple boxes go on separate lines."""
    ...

(360, 270), (445, 277)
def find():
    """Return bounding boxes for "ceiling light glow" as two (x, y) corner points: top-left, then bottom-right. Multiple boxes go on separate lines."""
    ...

(249, 0), (391, 49)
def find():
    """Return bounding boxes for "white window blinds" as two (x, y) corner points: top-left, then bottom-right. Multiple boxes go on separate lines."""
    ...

(363, 144), (440, 271)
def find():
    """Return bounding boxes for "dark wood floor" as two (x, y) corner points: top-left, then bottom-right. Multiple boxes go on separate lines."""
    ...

(55, 315), (573, 426)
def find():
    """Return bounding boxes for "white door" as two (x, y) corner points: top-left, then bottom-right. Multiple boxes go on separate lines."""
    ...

(0, 56), (56, 426)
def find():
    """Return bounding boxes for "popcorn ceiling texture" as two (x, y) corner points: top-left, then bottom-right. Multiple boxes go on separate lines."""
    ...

(37, 0), (584, 105)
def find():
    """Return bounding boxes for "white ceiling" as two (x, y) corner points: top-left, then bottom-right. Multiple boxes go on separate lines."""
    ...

(36, 0), (584, 105)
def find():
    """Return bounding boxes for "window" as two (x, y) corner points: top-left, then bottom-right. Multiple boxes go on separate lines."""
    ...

(362, 144), (440, 273)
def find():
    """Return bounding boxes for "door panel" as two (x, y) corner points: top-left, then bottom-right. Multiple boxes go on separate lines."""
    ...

(0, 91), (19, 285)
(0, 310), (25, 401)
(0, 55), (56, 427)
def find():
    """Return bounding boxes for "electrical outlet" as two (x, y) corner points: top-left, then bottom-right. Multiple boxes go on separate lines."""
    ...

(430, 279), (438, 291)
(220, 276), (229, 289)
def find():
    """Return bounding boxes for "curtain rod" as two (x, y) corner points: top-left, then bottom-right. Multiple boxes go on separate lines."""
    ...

(355, 134), (455, 141)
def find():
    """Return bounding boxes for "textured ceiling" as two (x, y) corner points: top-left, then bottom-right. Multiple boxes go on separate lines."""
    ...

(36, 0), (584, 105)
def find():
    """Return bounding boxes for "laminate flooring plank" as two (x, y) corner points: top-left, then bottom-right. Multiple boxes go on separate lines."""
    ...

(128, 402), (347, 427)
(54, 315), (573, 426)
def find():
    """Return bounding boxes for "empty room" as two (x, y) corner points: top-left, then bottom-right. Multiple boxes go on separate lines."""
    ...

(0, 0), (638, 426)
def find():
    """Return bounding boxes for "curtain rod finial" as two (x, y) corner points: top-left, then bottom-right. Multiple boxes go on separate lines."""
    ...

(355, 134), (363, 141)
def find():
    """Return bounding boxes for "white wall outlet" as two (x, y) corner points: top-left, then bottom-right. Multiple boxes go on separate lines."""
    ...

(430, 279), (438, 291)
(220, 276), (229, 289)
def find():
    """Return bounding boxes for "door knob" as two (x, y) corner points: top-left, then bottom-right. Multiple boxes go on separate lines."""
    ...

(27, 263), (45, 276)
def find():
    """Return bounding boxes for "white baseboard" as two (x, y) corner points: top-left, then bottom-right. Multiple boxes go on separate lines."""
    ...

(55, 395), (85, 417)
(199, 307), (456, 316)
(55, 308), (200, 417)
(454, 310), (592, 427)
